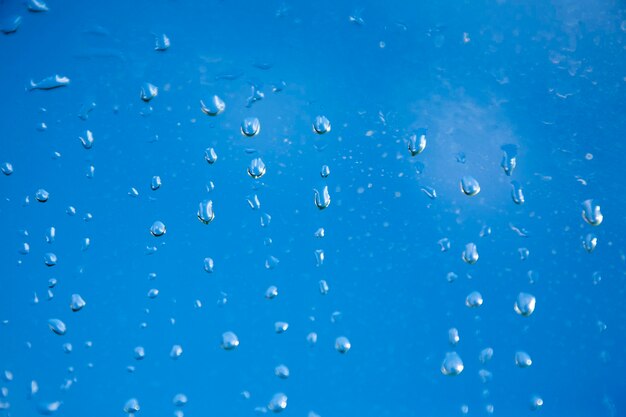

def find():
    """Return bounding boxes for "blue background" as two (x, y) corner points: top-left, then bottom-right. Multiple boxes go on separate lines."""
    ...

(1, 0), (625, 415)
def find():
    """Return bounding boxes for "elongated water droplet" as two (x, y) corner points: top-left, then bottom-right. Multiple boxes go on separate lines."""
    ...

(514, 292), (536, 317)
(319, 279), (329, 295)
(29, 75), (69, 91)
(515, 351), (532, 368)
(140, 83), (158, 102)
(448, 327), (460, 345)
(247, 158), (266, 178)
(150, 221), (166, 237)
(241, 117), (260, 137)
(441, 352), (464, 376)
(407, 130), (427, 156)
(268, 393), (288, 413)
(200, 96), (225, 116)
(465, 291), (483, 308)
(197, 200), (215, 224)
(70, 294), (86, 312)
(313, 115), (331, 134)
(500, 144), (518, 176)
(462, 243), (479, 264)
(320, 164), (330, 178)
(221, 331), (239, 350)
(151, 176), (161, 191)
(511, 181), (525, 204)
(203, 257), (214, 273)
(35, 189), (49, 202)
(314, 186), (331, 209)
(421, 186), (437, 199)
(45, 226), (56, 243)
(79, 130), (94, 149)
(460, 176), (480, 196)
(583, 233), (597, 253)
(314, 249), (325, 266)
(335, 336), (351, 353)
(28, 0), (49, 12)
(479, 347), (494, 364)
(48, 319), (66, 335)
(581, 199), (603, 226)
(205, 148), (218, 164)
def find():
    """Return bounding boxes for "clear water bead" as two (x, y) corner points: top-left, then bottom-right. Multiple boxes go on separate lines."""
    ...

(515, 351), (532, 368)
(462, 243), (479, 264)
(313, 115), (331, 134)
(465, 291), (483, 308)
(205, 148), (218, 164)
(268, 393), (288, 413)
(35, 189), (49, 202)
(140, 83), (158, 102)
(123, 398), (140, 414)
(200, 96), (226, 116)
(197, 200), (215, 224)
(335, 336), (351, 353)
(314, 186), (331, 209)
(48, 319), (66, 335)
(407, 130), (427, 156)
(70, 294), (86, 312)
(581, 199), (603, 226)
(441, 352), (464, 376)
(221, 331), (239, 350)
(247, 158), (266, 179)
(514, 292), (536, 317)
(241, 117), (261, 137)
(460, 176), (480, 196)
(150, 221), (166, 237)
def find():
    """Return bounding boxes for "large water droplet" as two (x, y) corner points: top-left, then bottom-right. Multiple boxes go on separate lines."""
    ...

(514, 292), (536, 317)
(44, 252), (57, 266)
(407, 130), (427, 156)
(441, 352), (464, 376)
(140, 83), (158, 102)
(268, 393), (288, 413)
(200, 96), (225, 116)
(515, 351), (532, 368)
(314, 186), (331, 209)
(462, 243), (479, 264)
(205, 148), (218, 164)
(70, 294), (86, 312)
(465, 291), (483, 308)
(312, 115), (331, 134)
(123, 398), (140, 414)
(197, 200), (215, 224)
(150, 221), (166, 237)
(1, 162), (13, 175)
(48, 319), (66, 335)
(221, 331), (239, 350)
(28, 74), (69, 91)
(241, 117), (261, 137)
(247, 158), (266, 179)
(460, 176), (480, 196)
(335, 336), (351, 353)
(35, 189), (49, 202)
(581, 199), (603, 226)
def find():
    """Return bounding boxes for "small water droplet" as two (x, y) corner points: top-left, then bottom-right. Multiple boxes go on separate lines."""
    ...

(128, 187), (139, 197)
(140, 83), (158, 102)
(313, 115), (331, 134)
(172, 393), (187, 407)
(200, 96), (226, 116)
(268, 393), (288, 413)
(274, 364), (290, 379)
(170, 345), (183, 359)
(197, 200), (215, 224)
(150, 221), (166, 237)
(265, 285), (278, 299)
(1, 162), (14, 175)
(79, 130), (94, 149)
(154, 33), (170, 51)
(462, 243), (479, 264)
(151, 176), (161, 191)
(221, 331), (239, 350)
(500, 144), (518, 176)
(241, 117), (261, 137)
(70, 294), (86, 312)
(36, 400), (61, 415)
(147, 288), (159, 299)
(438, 238), (450, 252)
(529, 395), (543, 411)
(465, 291), (483, 308)
(48, 319), (66, 335)
(44, 252), (57, 266)
(583, 233), (597, 253)
(511, 181), (525, 204)
(123, 398), (140, 414)
(581, 199), (603, 226)
(314, 186), (331, 209)
(203, 257), (214, 273)
(448, 328), (460, 345)
(514, 292), (536, 317)
(441, 352), (464, 376)
(460, 176), (480, 196)
(28, 0), (49, 12)
(320, 165), (330, 178)
(205, 148), (218, 164)
(134, 346), (145, 360)
(335, 336), (351, 353)
(479, 347), (494, 364)
(274, 321), (289, 334)
(35, 189), (49, 202)
(248, 158), (266, 179)
(265, 255), (280, 269)
(314, 227), (325, 238)
(319, 280), (329, 295)
(407, 130), (427, 156)
(307, 332), (318, 347)
(314, 249), (325, 266)
(515, 351), (532, 368)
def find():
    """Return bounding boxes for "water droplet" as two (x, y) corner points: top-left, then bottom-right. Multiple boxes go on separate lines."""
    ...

(314, 227), (325, 238)
(205, 148), (218, 164)
(421, 186), (437, 199)
(241, 117), (261, 137)
(529, 395), (543, 411)
(248, 158), (266, 179)
(515, 351), (532, 368)
(200, 96), (226, 116)
(581, 199), (603, 226)
(66, 206), (76, 216)
(48, 319), (66, 335)
(203, 257), (214, 273)
(197, 200), (215, 224)
(260, 213), (272, 227)
(19, 242), (30, 254)
(265, 255), (280, 269)
(479, 347), (494, 364)
(335, 336), (351, 353)
(462, 243), (479, 264)
(265, 285), (278, 299)
(441, 352), (464, 376)
(592, 271), (602, 285)
(154, 33), (170, 51)
(583, 233), (597, 253)
(150, 221), (166, 237)
(62, 342), (72, 353)
(313, 115), (331, 134)
(1, 162), (13, 175)
(44, 252), (57, 266)
(514, 292), (536, 317)
(28, 0), (49, 12)
(274, 364), (290, 379)
(314, 186), (331, 209)
(79, 130), (94, 149)
(307, 332), (318, 347)
(35, 189), (49, 202)
(460, 176), (480, 196)
(268, 393), (288, 413)
(319, 280), (329, 295)
(221, 331), (239, 350)
(407, 130), (427, 156)
(478, 369), (493, 383)
(465, 291), (483, 308)
(511, 181), (525, 204)
(172, 393), (187, 407)
(151, 176), (161, 190)
(456, 152), (466, 164)
(147, 288), (159, 299)
(128, 187), (139, 197)
(500, 144), (518, 176)
(438, 238), (450, 252)
(314, 249), (325, 266)
(134, 346), (145, 360)
(123, 398), (140, 414)
(70, 294), (86, 312)
(446, 272), (458, 283)
(320, 165), (330, 178)
(169, 344), (183, 359)
(28, 75), (69, 91)
(36, 400), (61, 415)
(140, 83), (158, 102)
(274, 321), (289, 334)
(448, 327), (460, 345)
